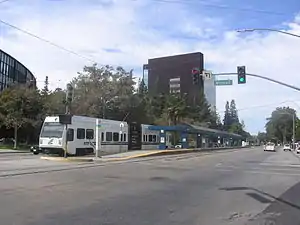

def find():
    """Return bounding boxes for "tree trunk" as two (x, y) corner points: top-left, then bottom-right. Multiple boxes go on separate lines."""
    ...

(14, 124), (18, 149)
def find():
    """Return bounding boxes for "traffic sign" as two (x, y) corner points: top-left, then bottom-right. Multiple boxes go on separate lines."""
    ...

(203, 70), (212, 80)
(214, 80), (233, 86)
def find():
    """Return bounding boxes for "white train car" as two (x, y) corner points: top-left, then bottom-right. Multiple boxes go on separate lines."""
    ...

(141, 124), (160, 150)
(141, 124), (172, 150)
(39, 116), (172, 156)
(39, 116), (128, 156)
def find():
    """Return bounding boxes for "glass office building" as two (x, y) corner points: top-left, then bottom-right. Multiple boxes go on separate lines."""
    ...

(0, 49), (36, 92)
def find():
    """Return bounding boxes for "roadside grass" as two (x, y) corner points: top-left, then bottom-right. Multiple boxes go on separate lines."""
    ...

(0, 144), (32, 151)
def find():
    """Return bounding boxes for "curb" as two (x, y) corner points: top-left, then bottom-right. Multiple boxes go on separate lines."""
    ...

(40, 147), (252, 163)
(102, 147), (246, 161)
(102, 149), (198, 162)
(40, 156), (93, 162)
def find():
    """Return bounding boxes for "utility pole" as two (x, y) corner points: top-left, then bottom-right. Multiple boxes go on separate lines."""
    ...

(293, 114), (295, 150)
(64, 83), (73, 158)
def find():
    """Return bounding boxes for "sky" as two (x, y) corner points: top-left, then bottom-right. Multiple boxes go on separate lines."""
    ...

(1, 0), (300, 134)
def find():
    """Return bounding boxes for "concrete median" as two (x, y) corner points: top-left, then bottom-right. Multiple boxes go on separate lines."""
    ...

(40, 156), (94, 162)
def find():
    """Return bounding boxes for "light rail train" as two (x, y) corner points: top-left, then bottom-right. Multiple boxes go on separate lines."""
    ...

(39, 115), (172, 156)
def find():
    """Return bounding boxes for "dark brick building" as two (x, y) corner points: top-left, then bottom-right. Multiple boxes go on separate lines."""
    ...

(143, 52), (204, 105)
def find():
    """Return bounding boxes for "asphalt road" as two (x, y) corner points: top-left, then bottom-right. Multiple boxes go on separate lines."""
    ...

(1, 147), (300, 225)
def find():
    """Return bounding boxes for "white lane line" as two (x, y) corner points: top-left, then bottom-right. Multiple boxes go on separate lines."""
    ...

(216, 168), (300, 176)
(216, 164), (300, 173)
(259, 162), (300, 168)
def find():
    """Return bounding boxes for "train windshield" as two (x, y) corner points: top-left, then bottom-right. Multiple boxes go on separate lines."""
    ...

(40, 122), (64, 138)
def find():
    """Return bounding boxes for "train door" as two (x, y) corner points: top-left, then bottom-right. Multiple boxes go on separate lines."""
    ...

(128, 122), (142, 150)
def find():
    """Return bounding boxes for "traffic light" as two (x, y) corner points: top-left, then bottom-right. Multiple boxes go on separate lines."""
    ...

(191, 68), (200, 85)
(237, 66), (246, 84)
(66, 83), (74, 103)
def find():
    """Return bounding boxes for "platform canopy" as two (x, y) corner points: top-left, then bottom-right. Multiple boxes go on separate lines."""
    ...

(148, 123), (242, 139)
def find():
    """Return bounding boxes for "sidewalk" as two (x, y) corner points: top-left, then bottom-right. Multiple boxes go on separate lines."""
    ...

(0, 149), (30, 154)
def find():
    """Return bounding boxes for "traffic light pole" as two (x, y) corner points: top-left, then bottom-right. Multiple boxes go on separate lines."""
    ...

(213, 73), (300, 92)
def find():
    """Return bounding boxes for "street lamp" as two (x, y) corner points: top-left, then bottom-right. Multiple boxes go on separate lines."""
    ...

(237, 28), (300, 38)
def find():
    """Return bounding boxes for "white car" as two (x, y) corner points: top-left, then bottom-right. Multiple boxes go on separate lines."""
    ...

(283, 144), (291, 151)
(264, 143), (276, 152)
(296, 147), (300, 154)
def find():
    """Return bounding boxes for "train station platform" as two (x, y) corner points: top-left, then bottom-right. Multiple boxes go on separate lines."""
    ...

(148, 123), (243, 149)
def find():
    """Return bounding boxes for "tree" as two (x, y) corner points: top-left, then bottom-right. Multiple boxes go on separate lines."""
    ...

(230, 100), (239, 124)
(138, 78), (147, 95)
(209, 110), (223, 130)
(163, 93), (187, 125)
(41, 76), (49, 96)
(257, 132), (268, 143)
(0, 85), (44, 148)
(45, 88), (66, 115)
(223, 101), (231, 130)
(265, 107), (296, 143)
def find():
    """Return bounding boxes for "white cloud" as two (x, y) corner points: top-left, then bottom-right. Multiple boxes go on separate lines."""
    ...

(1, 0), (300, 133)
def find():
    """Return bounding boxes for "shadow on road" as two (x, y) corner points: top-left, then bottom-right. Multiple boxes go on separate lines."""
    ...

(219, 184), (300, 225)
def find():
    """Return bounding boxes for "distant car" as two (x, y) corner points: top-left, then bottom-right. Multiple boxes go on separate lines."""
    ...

(296, 147), (300, 154)
(264, 143), (276, 152)
(283, 144), (291, 151)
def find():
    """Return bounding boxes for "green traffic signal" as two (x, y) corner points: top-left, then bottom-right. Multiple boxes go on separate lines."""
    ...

(237, 66), (246, 84)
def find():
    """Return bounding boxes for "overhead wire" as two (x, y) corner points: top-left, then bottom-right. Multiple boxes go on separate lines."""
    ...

(0, 0), (11, 4)
(218, 99), (300, 116)
(0, 19), (99, 64)
(147, 0), (289, 16)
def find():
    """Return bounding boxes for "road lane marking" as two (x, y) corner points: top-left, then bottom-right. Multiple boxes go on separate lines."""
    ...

(216, 168), (300, 176)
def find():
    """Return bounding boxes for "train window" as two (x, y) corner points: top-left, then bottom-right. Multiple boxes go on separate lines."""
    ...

(120, 133), (123, 142)
(67, 128), (74, 141)
(149, 135), (153, 142)
(143, 135), (146, 142)
(123, 133), (126, 142)
(86, 129), (94, 139)
(113, 132), (119, 141)
(146, 135), (148, 142)
(77, 128), (85, 139)
(153, 135), (157, 142)
(101, 132), (104, 141)
(106, 132), (112, 141)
